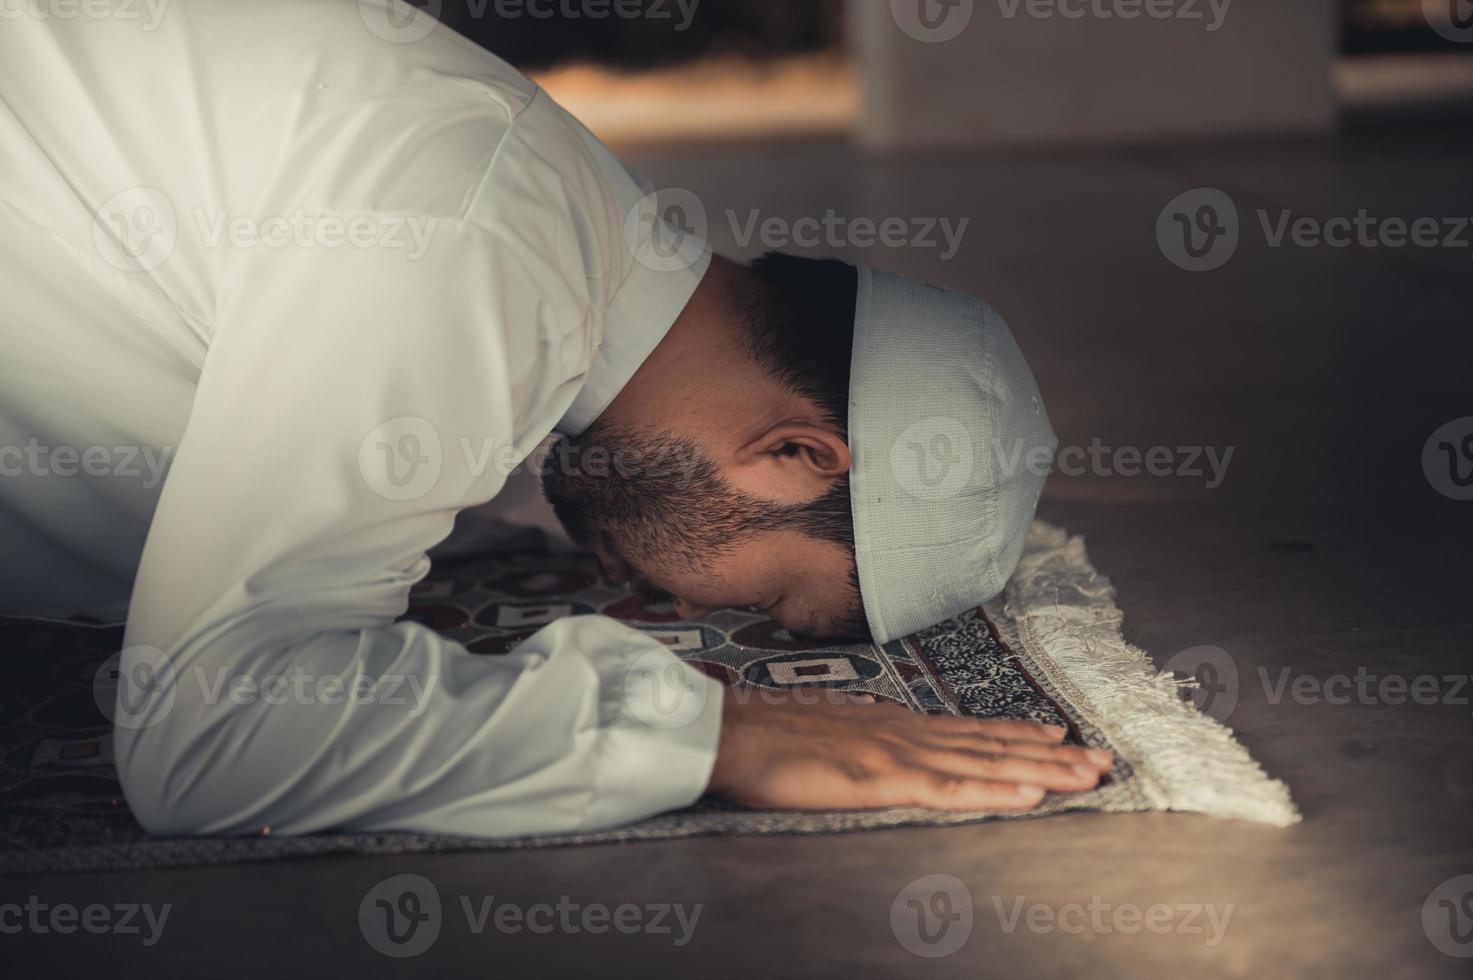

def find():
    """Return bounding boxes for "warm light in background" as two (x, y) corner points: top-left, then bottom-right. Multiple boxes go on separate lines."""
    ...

(531, 54), (857, 147)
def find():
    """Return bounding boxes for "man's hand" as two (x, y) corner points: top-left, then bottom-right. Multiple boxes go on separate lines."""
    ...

(707, 687), (1112, 811)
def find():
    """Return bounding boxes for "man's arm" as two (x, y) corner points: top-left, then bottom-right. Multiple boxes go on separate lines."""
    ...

(115, 193), (730, 836)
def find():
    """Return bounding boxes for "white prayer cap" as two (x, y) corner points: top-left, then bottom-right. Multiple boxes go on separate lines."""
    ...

(848, 267), (1057, 644)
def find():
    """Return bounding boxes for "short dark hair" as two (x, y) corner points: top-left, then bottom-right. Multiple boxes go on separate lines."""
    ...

(738, 251), (858, 433)
(736, 252), (866, 636)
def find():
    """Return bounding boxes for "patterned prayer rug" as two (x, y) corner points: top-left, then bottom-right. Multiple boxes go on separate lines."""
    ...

(0, 523), (1297, 875)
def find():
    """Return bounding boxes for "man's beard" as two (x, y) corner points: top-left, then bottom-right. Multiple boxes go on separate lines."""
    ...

(539, 421), (866, 635)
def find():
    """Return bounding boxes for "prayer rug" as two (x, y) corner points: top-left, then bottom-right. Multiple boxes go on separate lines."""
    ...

(0, 523), (1297, 875)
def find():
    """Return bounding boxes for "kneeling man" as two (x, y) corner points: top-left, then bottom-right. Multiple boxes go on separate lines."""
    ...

(0, 0), (1102, 838)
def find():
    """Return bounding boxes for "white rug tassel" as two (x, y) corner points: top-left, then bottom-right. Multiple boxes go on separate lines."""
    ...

(1001, 523), (1301, 827)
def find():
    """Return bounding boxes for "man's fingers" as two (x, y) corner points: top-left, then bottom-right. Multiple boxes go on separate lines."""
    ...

(710, 692), (1113, 815)
(923, 735), (1113, 771)
(908, 747), (1103, 791)
(967, 717), (1069, 743)
(851, 704), (1110, 769)
(831, 700), (1060, 739)
(913, 713), (1064, 742)
(872, 769), (1047, 812)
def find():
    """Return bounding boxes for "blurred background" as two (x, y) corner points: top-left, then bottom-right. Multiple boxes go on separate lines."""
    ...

(420, 0), (1473, 145)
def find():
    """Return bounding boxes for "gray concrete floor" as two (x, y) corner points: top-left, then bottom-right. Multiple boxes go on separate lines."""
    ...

(8, 122), (1473, 979)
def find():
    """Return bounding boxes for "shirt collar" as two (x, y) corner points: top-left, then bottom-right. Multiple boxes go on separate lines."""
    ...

(558, 237), (712, 436)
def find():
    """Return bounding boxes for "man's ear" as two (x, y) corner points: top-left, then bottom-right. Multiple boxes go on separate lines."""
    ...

(735, 421), (851, 478)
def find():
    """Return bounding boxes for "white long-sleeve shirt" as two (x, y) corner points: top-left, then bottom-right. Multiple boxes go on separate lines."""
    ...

(0, 0), (724, 837)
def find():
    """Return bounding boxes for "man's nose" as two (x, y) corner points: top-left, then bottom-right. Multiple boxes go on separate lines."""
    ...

(674, 598), (715, 620)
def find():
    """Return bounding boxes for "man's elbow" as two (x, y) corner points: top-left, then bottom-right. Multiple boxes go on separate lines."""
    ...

(114, 725), (239, 837)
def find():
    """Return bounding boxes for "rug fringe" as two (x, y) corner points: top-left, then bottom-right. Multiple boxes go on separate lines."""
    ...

(1002, 523), (1301, 827)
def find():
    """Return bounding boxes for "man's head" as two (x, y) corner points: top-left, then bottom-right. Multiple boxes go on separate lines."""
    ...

(542, 251), (868, 639)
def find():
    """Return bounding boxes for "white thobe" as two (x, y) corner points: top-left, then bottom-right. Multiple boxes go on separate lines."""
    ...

(0, 0), (724, 837)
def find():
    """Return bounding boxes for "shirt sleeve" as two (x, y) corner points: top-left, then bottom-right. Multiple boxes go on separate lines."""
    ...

(115, 98), (723, 838)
